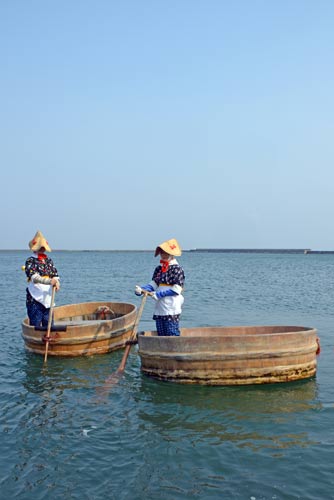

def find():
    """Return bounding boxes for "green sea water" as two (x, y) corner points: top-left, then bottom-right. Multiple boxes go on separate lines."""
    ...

(1, 251), (334, 499)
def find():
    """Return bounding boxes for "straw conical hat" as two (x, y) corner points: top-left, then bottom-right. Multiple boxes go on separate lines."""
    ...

(155, 238), (182, 257)
(29, 230), (52, 252)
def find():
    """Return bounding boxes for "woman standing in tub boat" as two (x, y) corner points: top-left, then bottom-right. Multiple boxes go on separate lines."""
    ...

(24, 230), (60, 327)
(135, 238), (185, 336)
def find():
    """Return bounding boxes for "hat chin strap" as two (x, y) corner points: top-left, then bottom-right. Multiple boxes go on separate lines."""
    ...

(160, 259), (170, 272)
(160, 256), (177, 272)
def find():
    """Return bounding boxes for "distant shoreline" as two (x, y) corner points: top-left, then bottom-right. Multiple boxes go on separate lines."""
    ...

(2, 248), (334, 254)
(188, 248), (334, 254)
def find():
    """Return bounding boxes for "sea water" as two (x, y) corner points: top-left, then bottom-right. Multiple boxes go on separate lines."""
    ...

(1, 250), (334, 499)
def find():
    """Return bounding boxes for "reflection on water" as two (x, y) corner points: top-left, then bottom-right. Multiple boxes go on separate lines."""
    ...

(135, 375), (321, 454)
(22, 354), (93, 394)
(17, 351), (323, 461)
(137, 375), (320, 414)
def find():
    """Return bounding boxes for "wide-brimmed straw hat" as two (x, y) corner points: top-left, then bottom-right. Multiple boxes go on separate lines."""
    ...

(155, 238), (182, 257)
(29, 230), (52, 252)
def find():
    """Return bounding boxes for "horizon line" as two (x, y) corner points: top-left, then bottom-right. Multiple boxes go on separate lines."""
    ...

(2, 248), (334, 253)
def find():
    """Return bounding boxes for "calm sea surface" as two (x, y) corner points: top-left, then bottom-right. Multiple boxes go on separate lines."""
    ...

(1, 251), (334, 499)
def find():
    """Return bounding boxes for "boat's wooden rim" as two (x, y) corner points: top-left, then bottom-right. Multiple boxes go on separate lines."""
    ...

(138, 344), (317, 361)
(22, 325), (134, 345)
(139, 325), (317, 338)
(22, 318), (132, 329)
(21, 301), (137, 330)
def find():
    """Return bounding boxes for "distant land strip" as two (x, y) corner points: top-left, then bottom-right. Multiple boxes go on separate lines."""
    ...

(188, 248), (334, 254)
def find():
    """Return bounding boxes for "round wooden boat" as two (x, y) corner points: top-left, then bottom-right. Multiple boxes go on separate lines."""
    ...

(21, 302), (137, 356)
(138, 325), (319, 385)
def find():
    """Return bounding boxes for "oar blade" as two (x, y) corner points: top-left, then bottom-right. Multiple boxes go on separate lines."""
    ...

(95, 293), (147, 398)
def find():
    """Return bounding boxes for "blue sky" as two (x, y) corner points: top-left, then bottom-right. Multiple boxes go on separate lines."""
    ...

(1, 0), (333, 250)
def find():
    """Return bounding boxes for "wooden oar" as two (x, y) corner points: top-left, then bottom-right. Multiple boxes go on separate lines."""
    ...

(117, 291), (148, 374)
(104, 292), (148, 385)
(44, 285), (56, 363)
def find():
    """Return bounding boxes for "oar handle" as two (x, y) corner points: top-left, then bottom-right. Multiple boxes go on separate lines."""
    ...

(43, 286), (56, 363)
(131, 292), (148, 338)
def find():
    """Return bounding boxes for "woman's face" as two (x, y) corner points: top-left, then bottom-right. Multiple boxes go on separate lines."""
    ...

(34, 246), (46, 254)
(160, 251), (171, 261)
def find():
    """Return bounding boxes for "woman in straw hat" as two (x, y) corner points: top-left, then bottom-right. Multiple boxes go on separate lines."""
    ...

(25, 230), (60, 327)
(135, 238), (185, 336)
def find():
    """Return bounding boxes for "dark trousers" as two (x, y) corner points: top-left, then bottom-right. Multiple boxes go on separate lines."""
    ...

(155, 317), (180, 336)
(26, 290), (51, 327)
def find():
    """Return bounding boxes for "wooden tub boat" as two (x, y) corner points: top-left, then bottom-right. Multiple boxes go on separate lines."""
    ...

(138, 325), (319, 385)
(21, 302), (137, 356)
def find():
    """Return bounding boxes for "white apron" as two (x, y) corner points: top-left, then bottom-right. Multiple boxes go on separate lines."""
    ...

(153, 284), (184, 316)
(28, 281), (53, 308)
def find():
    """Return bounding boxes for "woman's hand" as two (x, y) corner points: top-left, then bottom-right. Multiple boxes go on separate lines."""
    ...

(51, 277), (60, 291)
